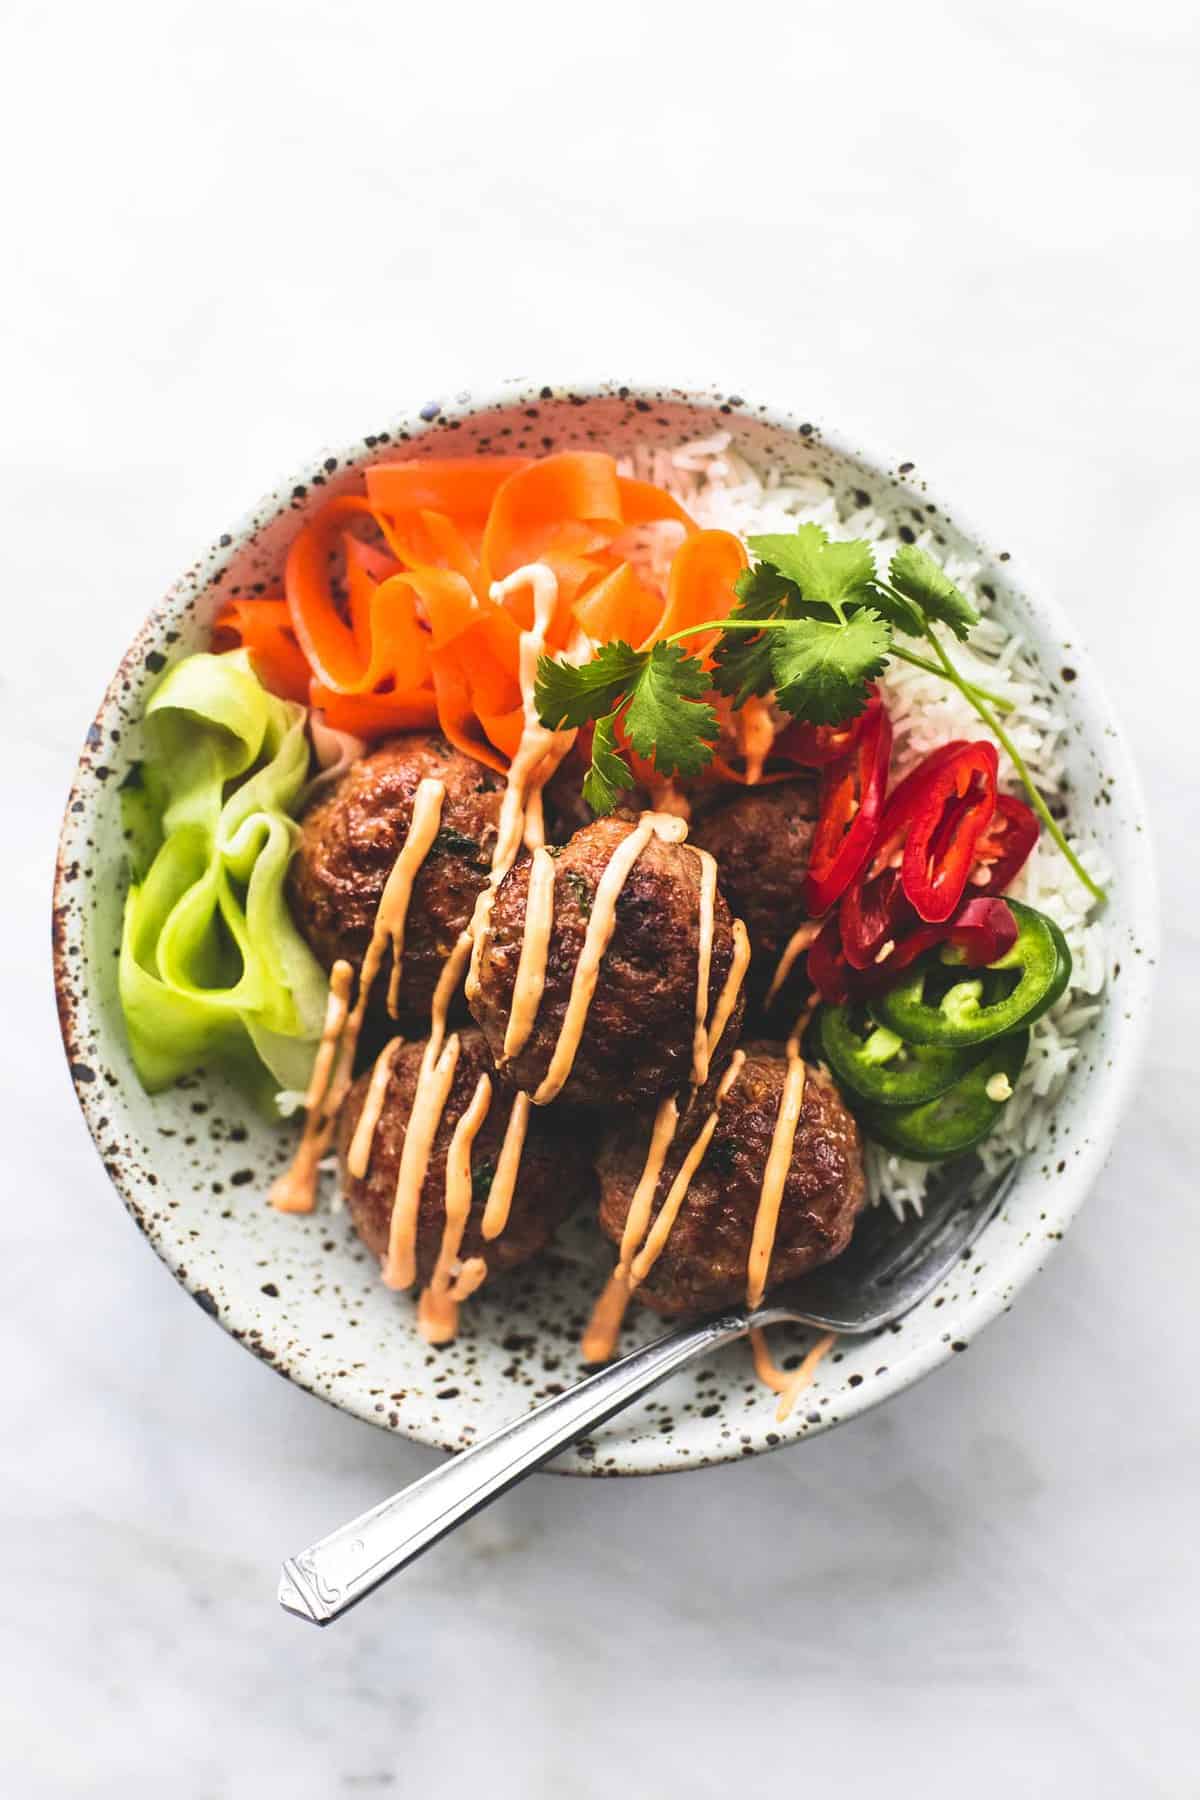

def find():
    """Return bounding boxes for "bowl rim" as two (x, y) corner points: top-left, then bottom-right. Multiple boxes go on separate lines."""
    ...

(52, 376), (1160, 1474)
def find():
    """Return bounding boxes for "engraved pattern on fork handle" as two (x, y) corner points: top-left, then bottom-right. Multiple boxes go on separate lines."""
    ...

(278, 1311), (750, 1625)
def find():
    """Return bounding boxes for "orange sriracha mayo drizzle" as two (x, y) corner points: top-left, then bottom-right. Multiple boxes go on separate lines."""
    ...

(381, 563), (579, 1306)
(688, 847), (718, 1086)
(464, 563), (580, 1003)
(418, 1071), (494, 1344)
(269, 776), (447, 1212)
(764, 919), (823, 1010)
(745, 1036), (808, 1309)
(346, 1036), (403, 1179)
(500, 845), (556, 1063)
(580, 1051), (746, 1363)
(531, 811), (689, 1106)
(749, 1328), (838, 1423)
(705, 917), (751, 1058)
(746, 994), (838, 1420)
(481, 1090), (532, 1241)
(269, 959), (356, 1213)
(382, 1030), (462, 1289)
(580, 1093), (681, 1363)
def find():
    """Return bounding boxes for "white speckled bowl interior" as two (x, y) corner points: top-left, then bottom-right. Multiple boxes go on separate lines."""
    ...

(53, 381), (1158, 1474)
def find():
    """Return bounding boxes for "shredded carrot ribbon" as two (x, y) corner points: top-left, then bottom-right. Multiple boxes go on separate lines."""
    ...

(215, 451), (745, 771)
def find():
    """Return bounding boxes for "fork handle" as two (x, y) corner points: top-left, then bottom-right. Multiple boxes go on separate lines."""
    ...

(278, 1309), (749, 1625)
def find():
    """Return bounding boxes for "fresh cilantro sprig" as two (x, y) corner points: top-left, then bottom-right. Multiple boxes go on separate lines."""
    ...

(534, 524), (1105, 903)
(535, 639), (718, 807)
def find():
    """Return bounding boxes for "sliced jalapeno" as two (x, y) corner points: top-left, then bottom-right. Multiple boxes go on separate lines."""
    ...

(858, 1031), (1030, 1161)
(818, 1003), (987, 1107)
(869, 899), (1072, 1047)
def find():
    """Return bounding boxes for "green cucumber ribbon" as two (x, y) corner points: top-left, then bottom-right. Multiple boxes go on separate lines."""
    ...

(118, 649), (328, 1107)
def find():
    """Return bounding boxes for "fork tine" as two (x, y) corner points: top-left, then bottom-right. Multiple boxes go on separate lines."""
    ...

(759, 1157), (1020, 1333)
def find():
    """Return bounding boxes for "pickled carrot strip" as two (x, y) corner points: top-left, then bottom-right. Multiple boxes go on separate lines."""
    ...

(284, 494), (380, 690)
(365, 456), (530, 522)
(212, 599), (311, 704)
(226, 452), (731, 770)
(572, 562), (662, 649)
(651, 528), (746, 651)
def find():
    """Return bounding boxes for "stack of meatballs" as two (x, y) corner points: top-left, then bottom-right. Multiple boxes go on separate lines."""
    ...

(288, 733), (867, 1331)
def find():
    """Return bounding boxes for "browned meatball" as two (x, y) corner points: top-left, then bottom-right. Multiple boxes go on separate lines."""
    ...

(469, 816), (746, 1109)
(336, 1029), (591, 1285)
(596, 1046), (866, 1316)
(690, 779), (819, 1014)
(289, 733), (505, 1023)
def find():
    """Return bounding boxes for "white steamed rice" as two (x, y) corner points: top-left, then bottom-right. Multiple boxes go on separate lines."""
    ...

(618, 433), (1107, 1218)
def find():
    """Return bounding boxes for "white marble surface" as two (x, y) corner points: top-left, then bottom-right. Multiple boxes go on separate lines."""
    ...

(4, 1), (1197, 1793)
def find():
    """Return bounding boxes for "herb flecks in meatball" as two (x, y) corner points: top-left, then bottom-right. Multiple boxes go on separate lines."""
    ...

(337, 1030), (590, 1287)
(289, 733), (505, 1024)
(690, 779), (819, 1012)
(595, 1047), (866, 1316)
(470, 816), (746, 1109)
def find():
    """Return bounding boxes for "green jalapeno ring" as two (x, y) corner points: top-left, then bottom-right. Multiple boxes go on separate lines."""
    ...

(869, 899), (1073, 1048)
(857, 1030), (1031, 1162)
(818, 1003), (988, 1107)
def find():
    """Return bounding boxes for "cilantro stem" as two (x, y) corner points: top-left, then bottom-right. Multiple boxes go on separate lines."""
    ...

(924, 632), (1107, 905)
(889, 646), (1014, 712)
(663, 613), (1104, 903)
(666, 618), (1014, 711)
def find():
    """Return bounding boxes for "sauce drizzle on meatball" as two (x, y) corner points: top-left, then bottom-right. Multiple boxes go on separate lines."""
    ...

(270, 959), (356, 1214)
(269, 776), (447, 1212)
(417, 1071), (493, 1343)
(501, 846), (556, 1063)
(583, 990), (843, 1420)
(764, 920), (823, 1010)
(281, 562), (580, 1320)
(348, 1037), (404, 1177)
(581, 1051), (747, 1362)
(688, 848), (719, 1086)
(531, 810), (690, 1105)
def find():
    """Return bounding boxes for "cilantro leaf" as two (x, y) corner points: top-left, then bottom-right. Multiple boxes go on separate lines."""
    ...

(623, 642), (718, 778)
(888, 545), (978, 641)
(710, 565), (795, 705)
(582, 711), (634, 816)
(769, 610), (891, 724)
(535, 640), (646, 730)
(749, 523), (878, 609)
(863, 581), (925, 637)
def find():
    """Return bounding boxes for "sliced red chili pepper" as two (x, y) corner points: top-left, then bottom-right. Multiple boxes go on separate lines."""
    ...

(871, 897), (1019, 982)
(808, 914), (854, 1004)
(774, 687), (881, 767)
(813, 895), (1018, 1007)
(802, 702), (893, 915)
(969, 793), (1039, 895)
(839, 741), (968, 968)
(902, 741), (999, 923)
(841, 865), (914, 970)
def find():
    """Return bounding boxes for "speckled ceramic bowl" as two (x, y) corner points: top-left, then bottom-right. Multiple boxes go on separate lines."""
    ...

(53, 381), (1157, 1475)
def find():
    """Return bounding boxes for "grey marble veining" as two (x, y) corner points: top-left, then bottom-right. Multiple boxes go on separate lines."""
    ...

(4, 0), (1197, 1794)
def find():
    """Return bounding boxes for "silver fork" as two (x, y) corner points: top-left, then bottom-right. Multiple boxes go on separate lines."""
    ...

(279, 1159), (1017, 1625)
